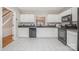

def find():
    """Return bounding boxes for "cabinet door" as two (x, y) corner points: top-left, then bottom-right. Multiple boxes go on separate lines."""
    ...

(37, 28), (57, 38)
(67, 31), (77, 50)
(20, 14), (35, 22)
(18, 28), (29, 37)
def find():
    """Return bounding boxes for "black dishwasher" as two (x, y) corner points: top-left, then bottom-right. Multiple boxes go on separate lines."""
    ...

(29, 28), (36, 38)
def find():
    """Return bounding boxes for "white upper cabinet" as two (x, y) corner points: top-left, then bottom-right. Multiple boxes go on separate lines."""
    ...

(59, 8), (78, 22)
(46, 14), (60, 22)
(72, 8), (78, 21)
(20, 14), (35, 22)
(60, 8), (72, 16)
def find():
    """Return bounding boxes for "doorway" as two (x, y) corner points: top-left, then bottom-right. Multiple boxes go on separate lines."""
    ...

(2, 7), (14, 47)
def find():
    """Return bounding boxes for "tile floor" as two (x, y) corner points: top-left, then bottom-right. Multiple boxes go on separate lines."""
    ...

(2, 37), (73, 51)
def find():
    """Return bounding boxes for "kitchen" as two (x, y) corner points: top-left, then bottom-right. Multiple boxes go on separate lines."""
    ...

(0, 7), (78, 51)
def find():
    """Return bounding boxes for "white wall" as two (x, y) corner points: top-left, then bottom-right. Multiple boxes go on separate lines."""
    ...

(72, 7), (78, 21)
(0, 7), (2, 50)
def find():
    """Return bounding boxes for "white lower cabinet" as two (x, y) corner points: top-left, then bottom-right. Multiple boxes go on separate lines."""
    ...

(18, 28), (29, 37)
(18, 27), (58, 38)
(37, 28), (58, 38)
(67, 30), (77, 50)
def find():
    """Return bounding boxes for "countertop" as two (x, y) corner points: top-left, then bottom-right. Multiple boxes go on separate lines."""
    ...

(18, 25), (57, 28)
(58, 25), (78, 33)
(18, 25), (78, 32)
(67, 29), (78, 33)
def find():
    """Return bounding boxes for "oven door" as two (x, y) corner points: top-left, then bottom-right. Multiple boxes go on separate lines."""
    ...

(58, 28), (67, 45)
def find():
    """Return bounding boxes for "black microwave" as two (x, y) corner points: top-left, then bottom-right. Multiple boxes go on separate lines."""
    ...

(62, 14), (72, 23)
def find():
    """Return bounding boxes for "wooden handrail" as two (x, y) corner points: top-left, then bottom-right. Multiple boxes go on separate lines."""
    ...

(3, 15), (12, 26)
(2, 11), (11, 17)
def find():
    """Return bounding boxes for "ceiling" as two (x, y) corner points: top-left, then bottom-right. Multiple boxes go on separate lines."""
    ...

(17, 7), (71, 14)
